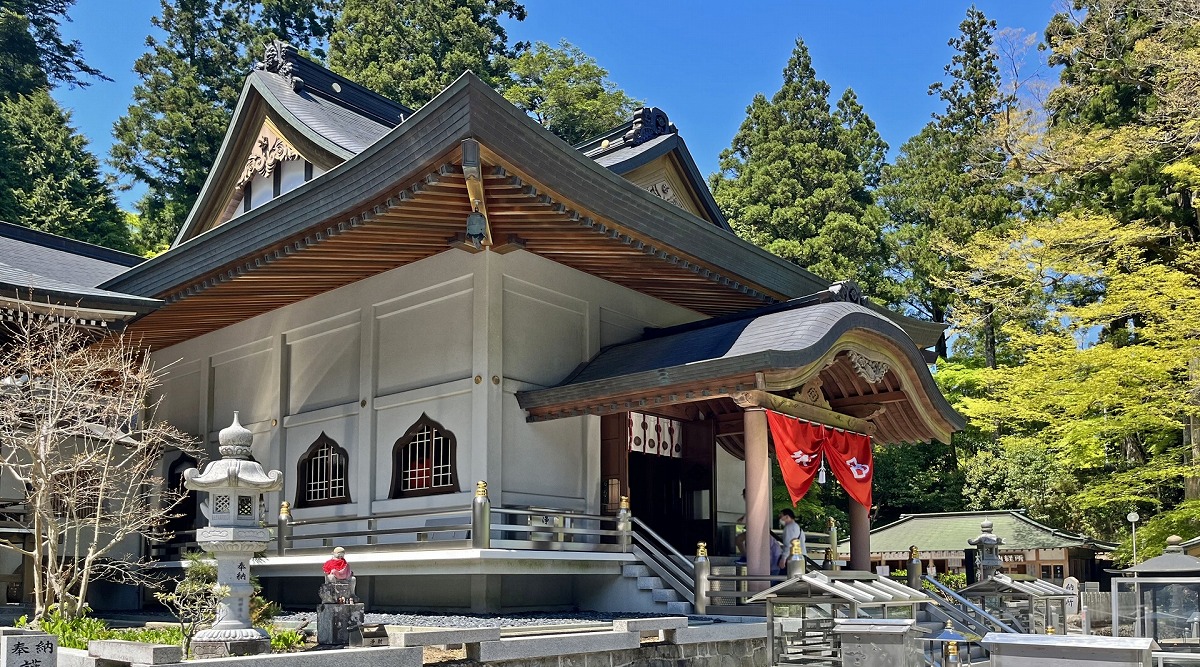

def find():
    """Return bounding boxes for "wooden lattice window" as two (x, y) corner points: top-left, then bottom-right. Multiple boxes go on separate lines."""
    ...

(389, 414), (459, 499)
(295, 433), (351, 508)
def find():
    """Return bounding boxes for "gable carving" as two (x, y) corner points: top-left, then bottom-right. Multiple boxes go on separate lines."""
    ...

(239, 127), (300, 188)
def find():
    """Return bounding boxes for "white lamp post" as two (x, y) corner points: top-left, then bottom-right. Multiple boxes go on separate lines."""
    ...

(1127, 511), (1140, 565)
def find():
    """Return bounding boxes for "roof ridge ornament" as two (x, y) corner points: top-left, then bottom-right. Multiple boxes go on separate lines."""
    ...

(624, 107), (676, 147)
(828, 280), (863, 304)
(256, 40), (303, 91)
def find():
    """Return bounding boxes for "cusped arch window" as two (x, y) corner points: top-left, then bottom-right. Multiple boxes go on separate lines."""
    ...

(295, 433), (351, 508)
(389, 414), (459, 499)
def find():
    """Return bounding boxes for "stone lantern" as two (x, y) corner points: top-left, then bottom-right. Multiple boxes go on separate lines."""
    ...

(183, 412), (284, 657)
(968, 519), (1004, 581)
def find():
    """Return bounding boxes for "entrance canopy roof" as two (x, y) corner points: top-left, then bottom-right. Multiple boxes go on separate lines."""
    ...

(517, 288), (965, 445)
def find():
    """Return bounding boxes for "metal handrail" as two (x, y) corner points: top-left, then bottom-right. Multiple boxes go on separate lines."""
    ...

(630, 536), (694, 592)
(923, 574), (1020, 635)
(285, 505), (467, 527)
(629, 518), (695, 573)
(276, 499), (629, 555)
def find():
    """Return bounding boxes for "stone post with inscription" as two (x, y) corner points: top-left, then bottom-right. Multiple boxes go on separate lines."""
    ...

(183, 412), (284, 658)
(1, 631), (57, 667)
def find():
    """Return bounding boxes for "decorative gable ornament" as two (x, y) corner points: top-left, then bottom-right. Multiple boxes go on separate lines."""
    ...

(239, 128), (301, 189)
(847, 350), (889, 384)
(645, 179), (681, 207)
(624, 107), (676, 147)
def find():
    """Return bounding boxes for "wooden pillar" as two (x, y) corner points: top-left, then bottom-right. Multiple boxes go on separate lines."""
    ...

(849, 499), (871, 571)
(744, 407), (771, 579)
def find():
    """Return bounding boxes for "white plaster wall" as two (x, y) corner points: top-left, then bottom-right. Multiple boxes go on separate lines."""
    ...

(716, 444), (746, 527)
(248, 172), (272, 209)
(150, 247), (700, 524)
(279, 159), (306, 193)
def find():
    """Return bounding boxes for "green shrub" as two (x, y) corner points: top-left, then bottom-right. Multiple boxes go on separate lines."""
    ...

(268, 626), (306, 652)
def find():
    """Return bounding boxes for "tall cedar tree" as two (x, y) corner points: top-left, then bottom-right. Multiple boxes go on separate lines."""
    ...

(0, 91), (132, 250)
(710, 39), (897, 304)
(879, 7), (1016, 365)
(111, 0), (333, 253)
(329, 0), (527, 111)
(0, 2), (131, 251)
(0, 0), (106, 96)
(503, 40), (641, 146)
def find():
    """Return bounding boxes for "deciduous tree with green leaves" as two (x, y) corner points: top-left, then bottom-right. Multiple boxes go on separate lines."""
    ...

(711, 38), (896, 303)
(503, 40), (640, 145)
(329, 0), (527, 111)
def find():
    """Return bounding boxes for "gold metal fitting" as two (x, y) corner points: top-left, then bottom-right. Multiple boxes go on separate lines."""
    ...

(618, 496), (630, 510)
(1047, 625), (1055, 635)
(279, 501), (291, 519)
(826, 517), (836, 530)
(696, 542), (708, 557)
(475, 480), (488, 497)
(947, 641), (959, 656)
(791, 538), (803, 556)
(909, 545), (920, 560)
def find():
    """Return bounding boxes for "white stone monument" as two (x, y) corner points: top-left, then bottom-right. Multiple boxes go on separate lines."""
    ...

(183, 412), (284, 657)
(1063, 576), (1080, 615)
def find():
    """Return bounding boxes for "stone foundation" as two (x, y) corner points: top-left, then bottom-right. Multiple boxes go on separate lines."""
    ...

(479, 638), (768, 667)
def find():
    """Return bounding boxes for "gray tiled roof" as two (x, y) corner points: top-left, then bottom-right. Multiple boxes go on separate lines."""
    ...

(0, 259), (157, 304)
(563, 301), (901, 386)
(0, 222), (159, 308)
(592, 133), (674, 168)
(255, 71), (395, 155)
(0, 221), (140, 287)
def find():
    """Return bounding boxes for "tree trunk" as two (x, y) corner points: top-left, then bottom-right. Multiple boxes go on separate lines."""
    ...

(1187, 360), (1200, 499)
(984, 303), (997, 369)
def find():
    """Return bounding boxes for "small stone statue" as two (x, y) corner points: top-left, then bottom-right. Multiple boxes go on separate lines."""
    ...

(319, 546), (357, 604)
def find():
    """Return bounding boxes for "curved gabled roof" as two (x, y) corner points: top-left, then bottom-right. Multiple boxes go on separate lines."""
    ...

(517, 294), (964, 444)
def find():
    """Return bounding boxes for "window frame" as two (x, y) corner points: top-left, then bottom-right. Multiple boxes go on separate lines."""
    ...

(295, 432), (352, 509)
(388, 413), (460, 499)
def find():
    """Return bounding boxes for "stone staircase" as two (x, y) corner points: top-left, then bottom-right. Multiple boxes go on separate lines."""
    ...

(620, 563), (693, 615)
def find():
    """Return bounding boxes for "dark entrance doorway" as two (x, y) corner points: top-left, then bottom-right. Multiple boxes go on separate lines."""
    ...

(600, 412), (715, 555)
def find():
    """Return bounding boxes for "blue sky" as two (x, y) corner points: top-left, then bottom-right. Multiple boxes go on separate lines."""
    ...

(54, 1), (1060, 210)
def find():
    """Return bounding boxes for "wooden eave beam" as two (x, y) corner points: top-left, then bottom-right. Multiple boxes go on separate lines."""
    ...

(730, 389), (876, 436)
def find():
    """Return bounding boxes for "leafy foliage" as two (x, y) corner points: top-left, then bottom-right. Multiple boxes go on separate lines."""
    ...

(20, 608), (186, 650)
(712, 39), (896, 303)
(329, 0), (527, 110)
(503, 40), (640, 145)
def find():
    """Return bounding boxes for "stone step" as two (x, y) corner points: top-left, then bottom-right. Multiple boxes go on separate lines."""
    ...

(664, 601), (693, 615)
(622, 564), (651, 578)
(637, 576), (664, 590)
(652, 588), (681, 603)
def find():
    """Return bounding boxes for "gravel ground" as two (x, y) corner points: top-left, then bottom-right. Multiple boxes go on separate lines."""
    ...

(275, 610), (711, 628)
